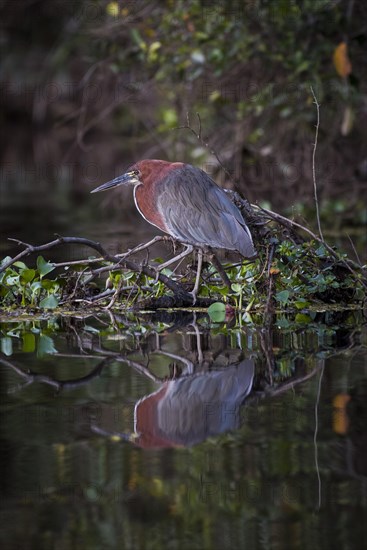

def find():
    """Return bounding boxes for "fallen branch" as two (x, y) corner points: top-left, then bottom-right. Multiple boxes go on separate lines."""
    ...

(2, 235), (196, 305)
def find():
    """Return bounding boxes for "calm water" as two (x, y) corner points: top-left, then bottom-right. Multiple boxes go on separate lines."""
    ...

(1, 309), (366, 549)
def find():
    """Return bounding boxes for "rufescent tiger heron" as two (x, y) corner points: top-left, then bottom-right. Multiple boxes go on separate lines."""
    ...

(91, 159), (256, 299)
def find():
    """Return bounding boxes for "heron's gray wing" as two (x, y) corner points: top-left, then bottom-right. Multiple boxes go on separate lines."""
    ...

(156, 165), (256, 257)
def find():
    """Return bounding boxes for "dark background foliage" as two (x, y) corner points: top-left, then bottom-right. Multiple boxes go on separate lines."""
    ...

(1, 0), (366, 236)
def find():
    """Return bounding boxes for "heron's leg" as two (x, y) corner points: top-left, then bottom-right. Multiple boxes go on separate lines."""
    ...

(208, 250), (232, 290)
(189, 248), (203, 304)
(155, 244), (194, 272)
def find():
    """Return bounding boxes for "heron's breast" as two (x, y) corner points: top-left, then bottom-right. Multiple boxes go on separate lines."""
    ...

(134, 184), (168, 232)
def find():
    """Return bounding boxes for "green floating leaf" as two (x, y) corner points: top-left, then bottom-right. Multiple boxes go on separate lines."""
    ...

(37, 256), (55, 278)
(39, 295), (59, 309)
(1, 336), (13, 356)
(207, 302), (226, 323)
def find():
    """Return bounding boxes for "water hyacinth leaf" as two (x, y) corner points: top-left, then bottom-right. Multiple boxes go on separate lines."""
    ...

(31, 281), (43, 292)
(37, 256), (55, 278)
(207, 302), (226, 323)
(41, 279), (57, 291)
(20, 268), (36, 284)
(13, 261), (27, 269)
(275, 290), (290, 305)
(231, 283), (242, 294)
(39, 295), (59, 309)
(1, 256), (13, 268)
(6, 275), (20, 286)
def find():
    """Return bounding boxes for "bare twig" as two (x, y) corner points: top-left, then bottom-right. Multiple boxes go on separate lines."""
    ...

(176, 112), (234, 183)
(347, 233), (362, 267)
(310, 86), (324, 242)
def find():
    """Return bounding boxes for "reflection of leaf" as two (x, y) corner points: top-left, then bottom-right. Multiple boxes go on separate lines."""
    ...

(294, 300), (310, 310)
(207, 302), (226, 323)
(295, 313), (311, 324)
(341, 106), (354, 136)
(333, 42), (352, 78)
(333, 394), (351, 435)
(37, 334), (57, 357)
(1, 337), (13, 356)
(22, 332), (36, 353)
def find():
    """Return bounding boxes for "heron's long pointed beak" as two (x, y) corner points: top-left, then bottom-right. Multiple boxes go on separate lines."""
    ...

(90, 172), (138, 193)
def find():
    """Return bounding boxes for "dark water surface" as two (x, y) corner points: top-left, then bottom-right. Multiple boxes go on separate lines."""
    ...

(1, 309), (366, 549)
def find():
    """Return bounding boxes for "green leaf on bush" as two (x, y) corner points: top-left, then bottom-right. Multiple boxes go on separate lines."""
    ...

(275, 290), (290, 305)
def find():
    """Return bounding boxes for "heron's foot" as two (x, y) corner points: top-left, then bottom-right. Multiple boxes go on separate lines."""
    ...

(188, 289), (197, 306)
(153, 266), (161, 283)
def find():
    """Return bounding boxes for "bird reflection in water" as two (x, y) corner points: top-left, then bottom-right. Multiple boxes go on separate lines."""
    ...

(132, 357), (255, 448)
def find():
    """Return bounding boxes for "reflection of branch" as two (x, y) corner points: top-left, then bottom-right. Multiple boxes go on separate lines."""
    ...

(248, 360), (325, 401)
(1, 356), (111, 393)
(314, 359), (324, 509)
(91, 345), (191, 383)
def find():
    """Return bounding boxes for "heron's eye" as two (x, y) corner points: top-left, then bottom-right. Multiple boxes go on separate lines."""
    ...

(132, 169), (140, 177)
